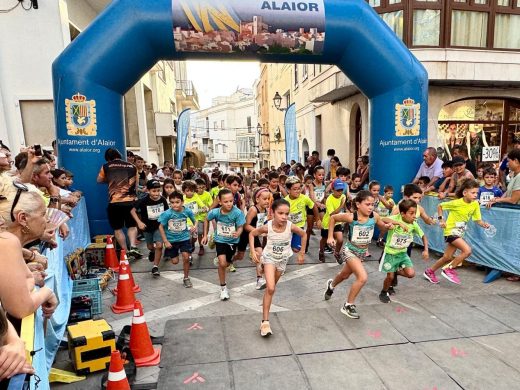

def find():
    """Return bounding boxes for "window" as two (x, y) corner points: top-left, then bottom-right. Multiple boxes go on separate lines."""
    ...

(497, 0), (509, 4)
(302, 64), (308, 81)
(413, 9), (441, 45)
(215, 144), (220, 153)
(20, 100), (55, 146)
(205, 117), (209, 131)
(294, 65), (299, 87)
(494, 13), (520, 48)
(451, 11), (488, 47)
(213, 121), (217, 129)
(369, 0), (381, 6)
(381, 10), (404, 40)
(221, 120), (225, 129)
(247, 116), (252, 132)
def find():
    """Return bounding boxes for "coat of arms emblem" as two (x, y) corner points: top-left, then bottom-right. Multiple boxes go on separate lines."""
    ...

(395, 98), (420, 137)
(65, 93), (97, 136)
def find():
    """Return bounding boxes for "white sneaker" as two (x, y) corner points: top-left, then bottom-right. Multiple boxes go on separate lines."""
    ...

(255, 277), (267, 290)
(220, 287), (230, 301)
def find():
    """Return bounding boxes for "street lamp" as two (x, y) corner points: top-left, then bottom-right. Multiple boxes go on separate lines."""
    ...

(273, 91), (289, 112)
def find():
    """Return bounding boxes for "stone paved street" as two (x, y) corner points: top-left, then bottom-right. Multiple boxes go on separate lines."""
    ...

(53, 236), (520, 389)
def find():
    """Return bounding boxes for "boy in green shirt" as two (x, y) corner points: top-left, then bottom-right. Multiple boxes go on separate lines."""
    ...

(320, 179), (346, 263)
(378, 199), (429, 303)
(195, 178), (213, 255)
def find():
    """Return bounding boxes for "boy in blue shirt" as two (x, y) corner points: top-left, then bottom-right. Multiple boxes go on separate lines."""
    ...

(202, 188), (246, 301)
(478, 168), (503, 206)
(158, 191), (197, 288)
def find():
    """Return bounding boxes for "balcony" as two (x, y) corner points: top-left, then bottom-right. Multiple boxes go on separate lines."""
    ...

(193, 129), (210, 138)
(175, 80), (200, 110)
(228, 152), (257, 161)
(309, 68), (358, 103)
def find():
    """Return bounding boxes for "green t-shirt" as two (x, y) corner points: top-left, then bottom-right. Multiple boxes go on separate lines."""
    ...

(184, 195), (205, 226)
(384, 214), (424, 255)
(284, 194), (314, 228)
(440, 197), (481, 237)
(196, 191), (213, 222)
(210, 186), (223, 199)
(322, 193), (345, 228)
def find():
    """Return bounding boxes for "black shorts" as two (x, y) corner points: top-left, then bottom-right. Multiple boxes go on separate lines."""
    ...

(107, 202), (137, 230)
(237, 231), (262, 251)
(164, 240), (192, 259)
(321, 225), (344, 238)
(307, 206), (325, 215)
(216, 242), (238, 263)
(444, 235), (462, 244)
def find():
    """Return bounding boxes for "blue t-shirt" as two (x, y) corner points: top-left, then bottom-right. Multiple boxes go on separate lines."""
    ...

(158, 207), (195, 243)
(478, 185), (503, 205)
(207, 206), (246, 244)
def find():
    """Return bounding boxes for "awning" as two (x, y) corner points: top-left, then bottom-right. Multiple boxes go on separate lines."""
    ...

(184, 147), (206, 168)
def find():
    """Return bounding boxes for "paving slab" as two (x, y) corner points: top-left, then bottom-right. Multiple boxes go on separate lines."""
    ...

(361, 344), (460, 390)
(222, 313), (292, 361)
(326, 305), (408, 348)
(419, 338), (520, 390)
(276, 308), (354, 354)
(472, 333), (520, 372)
(373, 300), (462, 342)
(157, 361), (230, 390)
(501, 292), (520, 305)
(162, 317), (226, 366)
(419, 297), (514, 337)
(232, 355), (308, 390)
(462, 294), (520, 331)
(298, 350), (386, 389)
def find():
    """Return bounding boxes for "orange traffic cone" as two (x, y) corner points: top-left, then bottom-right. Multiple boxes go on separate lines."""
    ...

(129, 301), (161, 367)
(106, 350), (130, 390)
(114, 249), (141, 294)
(111, 263), (136, 314)
(104, 236), (119, 272)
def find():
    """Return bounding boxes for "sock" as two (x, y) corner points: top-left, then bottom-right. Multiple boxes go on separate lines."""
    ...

(262, 319), (268, 323)
(346, 302), (353, 306)
(220, 284), (226, 290)
(257, 276), (261, 280)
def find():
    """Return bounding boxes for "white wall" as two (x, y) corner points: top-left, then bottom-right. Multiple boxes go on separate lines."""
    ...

(0, 0), (70, 150)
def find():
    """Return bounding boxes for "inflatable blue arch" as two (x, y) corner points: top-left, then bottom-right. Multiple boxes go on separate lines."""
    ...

(53, 0), (428, 234)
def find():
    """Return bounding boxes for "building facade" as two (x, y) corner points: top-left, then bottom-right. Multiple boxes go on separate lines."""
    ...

(0, 0), (198, 165)
(191, 89), (258, 173)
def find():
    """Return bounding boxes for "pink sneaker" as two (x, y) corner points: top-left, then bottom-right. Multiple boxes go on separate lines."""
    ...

(441, 268), (461, 284)
(423, 268), (440, 284)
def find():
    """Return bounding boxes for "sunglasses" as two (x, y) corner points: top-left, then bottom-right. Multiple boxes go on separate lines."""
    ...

(11, 181), (29, 222)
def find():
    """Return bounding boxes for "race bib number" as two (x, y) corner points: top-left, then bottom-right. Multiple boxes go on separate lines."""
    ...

(146, 204), (164, 220)
(389, 233), (412, 249)
(168, 219), (186, 232)
(256, 213), (267, 228)
(377, 204), (389, 217)
(479, 192), (494, 205)
(185, 202), (199, 214)
(270, 240), (289, 260)
(217, 222), (236, 238)
(451, 221), (467, 237)
(289, 212), (303, 225)
(351, 225), (374, 245)
(314, 188), (325, 202)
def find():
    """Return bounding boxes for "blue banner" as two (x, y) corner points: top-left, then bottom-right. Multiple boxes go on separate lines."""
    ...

(415, 195), (520, 276)
(176, 108), (191, 169)
(284, 103), (298, 164)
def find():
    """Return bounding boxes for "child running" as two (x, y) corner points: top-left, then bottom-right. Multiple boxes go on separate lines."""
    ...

(158, 191), (197, 287)
(379, 199), (429, 303)
(195, 178), (213, 256)
(183, 180), (207, 263)
(249, 198), (307, 337)
(308, 166), (327, 253)
(319, 179), (346, 263)
(285, 176), (321, 253)
(130, 179), (169, 276)
(162, 178), (175, 198)
(202, 189), (246, 300)
(423, 179), (490, 284)
(323, 191), (397, 319)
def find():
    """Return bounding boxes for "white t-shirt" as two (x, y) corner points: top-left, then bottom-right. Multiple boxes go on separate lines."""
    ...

(414, 157), (443, 180)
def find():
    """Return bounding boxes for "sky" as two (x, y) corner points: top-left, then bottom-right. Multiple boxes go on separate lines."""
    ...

(186, 61), (261, 109)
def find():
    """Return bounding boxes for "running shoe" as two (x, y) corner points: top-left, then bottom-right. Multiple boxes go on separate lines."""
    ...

(423, 268), (440, 284)
(379, 291), (391, 303)
(220, 287), (230, 301)
(260, 321), (273, 337)
(376, 238), (385, 248)
(198, 246), (205, 256)
(340, 303), (360, 319)
(148, 251), (154, 262)
(319, 251), (325, 263)
(256, 277), (267, 290)
(183, 277), (193, 288)
(441, 268), (461, 284)
(388, 286), (396, 296)
(151, 266), (160, 277)
(128, 247), (142, 259)
(227, 263), (236, 272)
(213, 256), (219, 267)
(334, 251), (343, 265)
(324, 279), (334, 300)
(324, 246), (333, 254)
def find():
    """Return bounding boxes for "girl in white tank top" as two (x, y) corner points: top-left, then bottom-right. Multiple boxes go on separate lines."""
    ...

(249, 198), (307, 337)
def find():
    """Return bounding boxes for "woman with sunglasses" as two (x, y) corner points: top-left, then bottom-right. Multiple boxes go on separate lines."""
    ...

(0, 177), (58, 387)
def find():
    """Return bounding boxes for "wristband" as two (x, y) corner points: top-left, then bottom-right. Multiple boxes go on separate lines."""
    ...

(437, 215), (443, 220)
